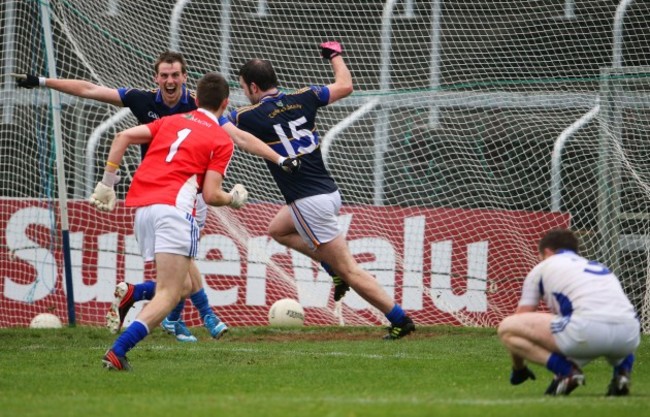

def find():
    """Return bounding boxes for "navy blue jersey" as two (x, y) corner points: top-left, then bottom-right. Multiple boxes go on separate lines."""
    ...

(229, 86), (338, 204)
(117, 85), (197, 157)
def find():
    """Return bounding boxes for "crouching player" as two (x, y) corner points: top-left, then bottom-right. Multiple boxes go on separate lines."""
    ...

(498, 228), (640, 395)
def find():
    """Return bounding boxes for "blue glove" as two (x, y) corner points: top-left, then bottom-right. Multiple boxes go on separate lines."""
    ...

(510, 366), (536, 385)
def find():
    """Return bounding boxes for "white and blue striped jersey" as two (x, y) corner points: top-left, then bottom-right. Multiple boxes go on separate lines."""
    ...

(519, 250), (637, 320)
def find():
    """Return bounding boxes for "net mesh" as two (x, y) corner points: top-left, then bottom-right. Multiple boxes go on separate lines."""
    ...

(1, 0), (649, 331)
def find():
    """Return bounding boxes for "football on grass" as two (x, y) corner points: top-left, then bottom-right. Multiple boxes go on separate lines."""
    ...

(268, 298), (305, 327)
(29, 313), (63, 329)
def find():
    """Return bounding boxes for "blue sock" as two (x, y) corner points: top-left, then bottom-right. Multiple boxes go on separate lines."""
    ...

(614, 353), (635, 375)
(190, 289), (215, 319)
(167, 299), (185, 322)
(132, 281), (156, 301)
(111, 320), (149, 357)
(385, 304), (406, 325)
(546, 352), (573, 376)
(321, 261), (337, 277)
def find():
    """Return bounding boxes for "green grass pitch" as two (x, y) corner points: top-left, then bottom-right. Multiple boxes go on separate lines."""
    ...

(0, 325), (647, 417)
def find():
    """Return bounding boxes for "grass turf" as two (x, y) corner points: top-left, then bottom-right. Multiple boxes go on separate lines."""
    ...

(0, 325), (647, 417)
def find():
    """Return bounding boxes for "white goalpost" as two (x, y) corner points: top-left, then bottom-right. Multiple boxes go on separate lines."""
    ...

(1, 0), (649, 332)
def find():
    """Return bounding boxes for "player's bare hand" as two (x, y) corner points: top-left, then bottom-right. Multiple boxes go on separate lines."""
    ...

(90, 182), (117, 212)
(228, 184), (249, 209)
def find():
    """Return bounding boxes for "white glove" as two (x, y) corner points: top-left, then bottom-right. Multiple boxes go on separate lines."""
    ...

(90, 182), (116, 211)
(89, 170), (120, 212)
(228, 184), (249, 209)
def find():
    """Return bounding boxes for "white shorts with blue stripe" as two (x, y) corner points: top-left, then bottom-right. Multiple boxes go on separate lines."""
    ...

(288, 191), (342, 251)
(133, 204), (199, 261)
(551, 314), (640, 367)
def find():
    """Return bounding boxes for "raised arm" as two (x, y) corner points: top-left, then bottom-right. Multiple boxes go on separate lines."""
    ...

(12, 73), (123, 107)
(320, 41), (353, 104)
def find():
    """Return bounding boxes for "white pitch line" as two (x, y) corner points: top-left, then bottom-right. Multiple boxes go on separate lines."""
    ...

(194, 345), (442, 360)
(82, 344), (439, 360)
(186, 394), (629, 407)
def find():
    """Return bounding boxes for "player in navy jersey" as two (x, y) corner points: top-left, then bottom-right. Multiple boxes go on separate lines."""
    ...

(13, 51), (299, 342)
(229, 42), (415, 339)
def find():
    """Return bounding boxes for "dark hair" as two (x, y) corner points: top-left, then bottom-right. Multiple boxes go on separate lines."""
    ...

(196, 72), (229, 111)
(538, 228), (579, 254)
(154, 51), (188, 74)
(238, 59), (278, 90)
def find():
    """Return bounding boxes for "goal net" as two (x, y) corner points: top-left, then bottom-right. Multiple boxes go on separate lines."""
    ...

(1, 0), (649, 332)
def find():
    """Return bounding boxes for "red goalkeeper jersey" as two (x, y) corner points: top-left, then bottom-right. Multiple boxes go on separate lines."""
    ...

(125, 108), (234, 214)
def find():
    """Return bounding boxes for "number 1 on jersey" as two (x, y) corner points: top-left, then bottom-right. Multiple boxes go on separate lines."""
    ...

(166, 128), (192, 162)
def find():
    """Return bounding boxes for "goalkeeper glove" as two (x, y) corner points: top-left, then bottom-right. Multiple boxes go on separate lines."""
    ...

(278, 156), (301, 174)
(228, 184), (249, 209)
(90, 171), (120, 212)
(11, 73), (45, 89)
(320, 41), (342, 61)
(510, 366), (536, 385)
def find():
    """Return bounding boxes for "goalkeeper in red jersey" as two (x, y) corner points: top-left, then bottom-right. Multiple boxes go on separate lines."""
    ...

(94, 72), (247, 370)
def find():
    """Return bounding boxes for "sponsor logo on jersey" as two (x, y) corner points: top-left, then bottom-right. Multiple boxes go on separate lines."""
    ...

(184, 113), (212, 127)
(269, 103), (302, 118)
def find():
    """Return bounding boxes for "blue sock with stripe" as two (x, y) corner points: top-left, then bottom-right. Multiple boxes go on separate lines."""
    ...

(167, 300), (186, 322)
(546, 352), (573, 377)
(385, 304), (406, 326)
(614, 353), (635, 375)
(190, 289), (214, 319)
(133, 281), (156, 302)
(111, 320), (149, 357)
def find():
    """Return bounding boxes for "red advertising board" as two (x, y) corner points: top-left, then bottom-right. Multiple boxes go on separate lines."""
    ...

(0, 199), (570, 327)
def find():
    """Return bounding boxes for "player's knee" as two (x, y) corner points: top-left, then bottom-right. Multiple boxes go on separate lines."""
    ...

(189, 279), (201, 294)
(268, 227), (281, 242)
(267, 223), (287, 243)
(188, 271), (202, 292)
(180, 276), (193, 298)
(267, 211), (290, 241)
(152, 287), (183, 311)
(497, 315), (517, 341)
